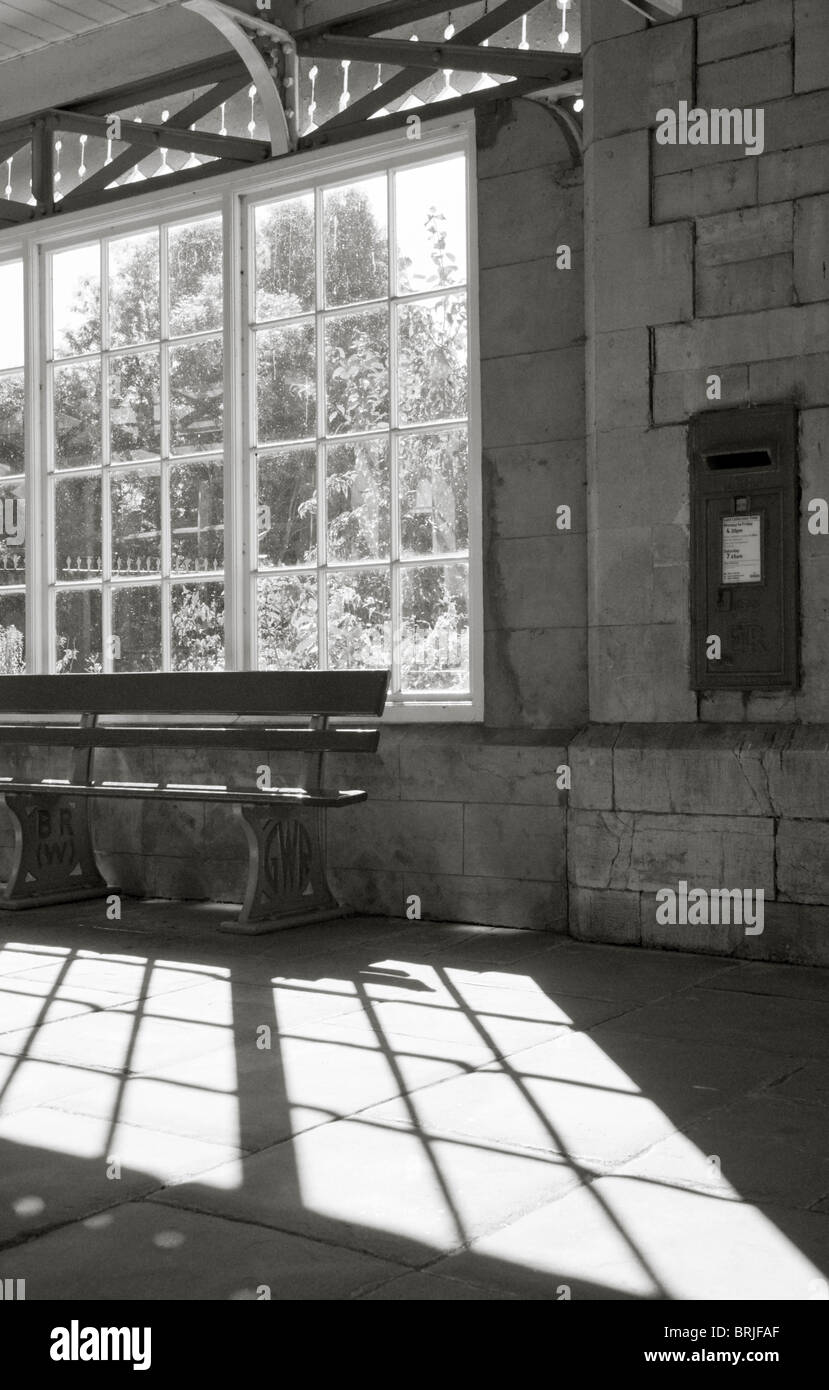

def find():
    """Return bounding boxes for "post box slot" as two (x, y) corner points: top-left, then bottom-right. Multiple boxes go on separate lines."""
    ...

(706, 450), (772, 470)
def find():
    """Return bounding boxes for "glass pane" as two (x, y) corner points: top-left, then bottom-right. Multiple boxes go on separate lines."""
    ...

(0, 592), (25, 673)
(398, 292), (467, 426)
(0, 481), (26, 587)
(112, 585), (161, 672)
(255, 193), (315, 321)
(108, 230), (159, 348)
(0, 262), (24, 370)
(0, 371), (24, 474)
(257, 447), (316, 568)
(56, 589), (102, 673)
(396, 156), (467, 295)
(169, 338), (223, 455)
(54, 361), (102, 469)
(325, 309), (388, 435)
(109, 352), (160, 462)
(327, 437), (389, 562)
(257, 574), (317, 670)
(52, 243), (100, 358)
(327, 569), (391, 671)
(171, 461), (224, 573)
(55, 475), (101, 583)
(324, 176), (388, 308)
(111, 468), (161, 575)
(171, 581), (225, 671)
(169, 216), (223, 336)
(256, 324), (316, 444)
(401, 562), (469, 693)
(400, 428), (468, 557)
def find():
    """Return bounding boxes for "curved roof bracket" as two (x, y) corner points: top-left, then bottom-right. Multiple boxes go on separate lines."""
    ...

(182, 0), (298, 155)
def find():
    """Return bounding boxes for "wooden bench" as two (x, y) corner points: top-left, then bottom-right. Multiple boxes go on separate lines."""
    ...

(0, 671), (389, 934)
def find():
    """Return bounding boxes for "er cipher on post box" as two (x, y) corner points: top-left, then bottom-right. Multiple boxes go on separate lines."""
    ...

(690, 404), (799, 691)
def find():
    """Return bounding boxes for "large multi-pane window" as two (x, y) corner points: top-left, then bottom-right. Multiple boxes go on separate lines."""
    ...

(0, 260), (26, 673)
(251, 155), (470, 694)
(0, 128), (479, 714)
(49, 217), (225, 672)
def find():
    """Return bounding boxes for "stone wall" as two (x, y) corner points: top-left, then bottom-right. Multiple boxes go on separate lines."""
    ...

(0, 99), (587, 935)
(573, 0), (829, 964)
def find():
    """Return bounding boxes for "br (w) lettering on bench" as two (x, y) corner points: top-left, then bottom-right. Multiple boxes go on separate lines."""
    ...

(0, 671), (389, 934)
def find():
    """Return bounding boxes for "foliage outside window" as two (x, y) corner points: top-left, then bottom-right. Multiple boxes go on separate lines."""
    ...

(0, 140), (476, 710)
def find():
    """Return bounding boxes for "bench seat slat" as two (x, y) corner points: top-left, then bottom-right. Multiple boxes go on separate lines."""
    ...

(0, 781), (366, 808)
(0, 671), (389, 716)
(0, 725), (380, 752)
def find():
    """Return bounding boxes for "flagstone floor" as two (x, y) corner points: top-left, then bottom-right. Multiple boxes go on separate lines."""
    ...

(0, 902), (827, 1300)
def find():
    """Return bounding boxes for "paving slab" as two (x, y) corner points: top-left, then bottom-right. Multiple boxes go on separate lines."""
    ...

(156, 1116), (582, 1267)
(589, 988), (829, 1058)
(433, 1177), (829, 1301)
(4, 1200), (406, 1301)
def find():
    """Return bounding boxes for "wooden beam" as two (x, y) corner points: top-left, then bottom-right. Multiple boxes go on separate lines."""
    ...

(48, 157), (250, 218)
(67, 54), (249, 118)
(318, 0), (541, 131)
(0, 197), (34, 224)
(31, 117), (55, 219)
(297, 1), (458, 41)
(620, 0), (683, 18)
(301, 78), (550, 151)
(53, 111), (270, 164)
(297, 34), (579, 82)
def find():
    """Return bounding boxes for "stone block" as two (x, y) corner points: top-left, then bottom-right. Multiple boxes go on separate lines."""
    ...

(612, 724), (781, 816)
(747, 353), (829, 407)
(640, 890), (747, 956)
(327, 867), (405, 918)
(778, 820), (829, 903)
(486, 533), (586, 632)
(698, 45), (792, 110)
(399, 735), (567, 806)
(591, 526), (667, 626)
(653, 158), (758, 222)
(588, 624), (696, 723)
(795, 0), (829, 93)
(794, 194), (829, 302)
(568, 724), (620, 811)
(763, 726), (829, 818)
(652, 366), (749, 424)
(568, 886), (642, 945)
(697, 254), (794, 316)
(591, 328), (651, 431)
(759, 142), (829, 202)
(633, 813), (775, 893)
(654, 303), (829, 372)
(696, 203), (793, 267)
(402, 872), (568, 931)
(800, 407), (829, 501)
(327, 800), (464, 875)
(478, 167), (583, 269)
(698, 0), (793, 64)
(593, 222), (693, 331)
(480, 257), (584, 359)
(585, 132), (650, 231)
(462, 802), (565, 881)
(587, 20), (694, 143)
(737, 900), (829, 966)
(485, 626), (588, 729)
(477, 98), (577, 180)
(481, 345), (584, 448)
(654, 94), (829, 178)
(485, 439), (586, 541)
(591, 425), (689, 531)
(581, 0), (645, 48)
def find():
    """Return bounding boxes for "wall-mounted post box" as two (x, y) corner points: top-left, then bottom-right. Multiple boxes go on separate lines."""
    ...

(690, 404), (799, 690)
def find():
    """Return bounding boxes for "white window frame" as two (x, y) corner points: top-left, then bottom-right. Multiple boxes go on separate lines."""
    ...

(0, 113), (483, 723)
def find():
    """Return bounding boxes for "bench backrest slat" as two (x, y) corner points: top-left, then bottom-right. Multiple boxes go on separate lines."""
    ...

(0, 671), (390, 718)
